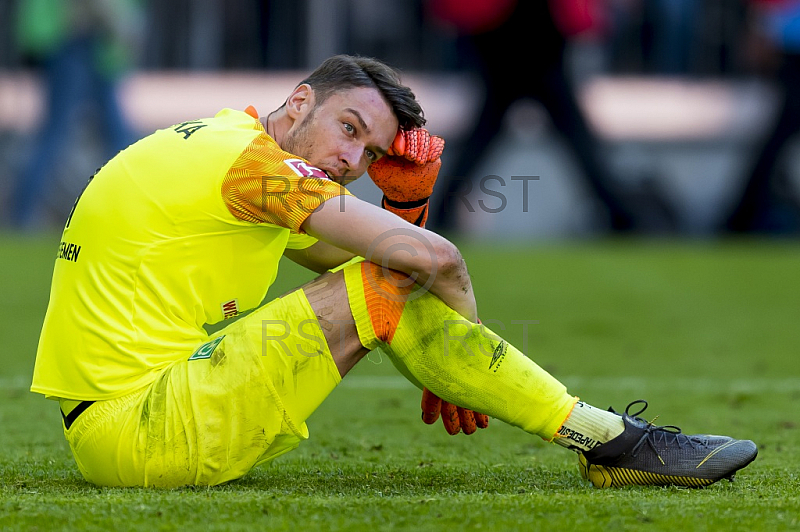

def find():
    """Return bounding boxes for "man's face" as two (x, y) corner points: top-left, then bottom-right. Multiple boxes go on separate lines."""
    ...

(283, 86), (399, 185)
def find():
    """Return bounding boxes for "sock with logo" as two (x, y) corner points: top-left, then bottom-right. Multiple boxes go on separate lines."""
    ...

(343, 261), (578, 440)
(552, 401), (626, 452)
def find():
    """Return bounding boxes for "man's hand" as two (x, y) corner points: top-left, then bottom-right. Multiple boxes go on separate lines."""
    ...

(368, 128), (487, 435)
(367, 128), (444, 227)
(421, 387), (489, 435)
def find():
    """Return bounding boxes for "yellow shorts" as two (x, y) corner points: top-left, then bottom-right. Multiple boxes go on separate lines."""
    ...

(63, 290), (341, 487)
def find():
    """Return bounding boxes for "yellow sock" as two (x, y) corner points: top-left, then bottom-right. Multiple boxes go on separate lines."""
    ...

(553, 401), (626, 452)
(344, 262), (577, 440)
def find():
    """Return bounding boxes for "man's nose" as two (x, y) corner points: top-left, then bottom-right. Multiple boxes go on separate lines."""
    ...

(340, 144), (359, 171)
(341, 144), (367, 176)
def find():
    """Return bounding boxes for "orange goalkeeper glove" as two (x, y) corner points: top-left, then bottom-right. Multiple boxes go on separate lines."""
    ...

(367, 127), (445, 227)
(421, 387), (490, 435)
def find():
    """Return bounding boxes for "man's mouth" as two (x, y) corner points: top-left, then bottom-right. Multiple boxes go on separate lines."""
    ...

(321, 169), (344, 184)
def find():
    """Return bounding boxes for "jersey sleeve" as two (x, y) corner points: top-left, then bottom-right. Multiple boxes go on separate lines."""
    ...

(221, 134), (351, 233)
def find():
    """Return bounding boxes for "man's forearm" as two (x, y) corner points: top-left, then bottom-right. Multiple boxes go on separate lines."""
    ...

(416, 249), (477, 322)
(303, 196), (476, 319)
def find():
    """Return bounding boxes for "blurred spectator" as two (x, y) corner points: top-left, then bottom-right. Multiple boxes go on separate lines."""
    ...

(428, 0), (675, 233)
(724, 0), (800, 233)
(608, 0), (700, 75)
(10, 0), (144, 228)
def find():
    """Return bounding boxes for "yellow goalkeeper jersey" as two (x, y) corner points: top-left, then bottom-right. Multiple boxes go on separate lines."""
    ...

(31, 106), (350, 400)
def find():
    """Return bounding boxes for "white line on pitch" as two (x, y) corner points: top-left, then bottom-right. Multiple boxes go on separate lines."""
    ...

(3, 375), (799, 394)
(336, 375), (800, 393)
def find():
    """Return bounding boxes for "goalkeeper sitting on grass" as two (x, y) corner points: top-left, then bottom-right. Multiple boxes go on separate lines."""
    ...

(31, 55), (757, 488)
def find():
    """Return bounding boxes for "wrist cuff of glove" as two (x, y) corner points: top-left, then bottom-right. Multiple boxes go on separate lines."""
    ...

(382, 196), (430, 227)
(383, 196), (429, 209)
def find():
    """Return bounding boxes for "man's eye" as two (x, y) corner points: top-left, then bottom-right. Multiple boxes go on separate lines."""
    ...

(344, 123), (354, 134)
(366, 149), (376, 161)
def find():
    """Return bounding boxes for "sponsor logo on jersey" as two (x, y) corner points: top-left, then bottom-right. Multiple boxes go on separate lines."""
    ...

(284, 158), (329, 180)
(221, 299), (239, 320)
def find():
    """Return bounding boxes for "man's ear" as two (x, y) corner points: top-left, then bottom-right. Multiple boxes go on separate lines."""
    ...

(285, 84), (314, 120)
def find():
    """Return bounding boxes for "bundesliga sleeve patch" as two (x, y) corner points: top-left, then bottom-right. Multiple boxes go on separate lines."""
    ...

(284, 158), (329, 180)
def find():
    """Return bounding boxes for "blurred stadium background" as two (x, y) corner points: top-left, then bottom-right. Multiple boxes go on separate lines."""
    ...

(2, 0), (799, 237)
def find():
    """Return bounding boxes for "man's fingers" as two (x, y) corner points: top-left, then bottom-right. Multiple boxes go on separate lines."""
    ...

(388, 129), (445, 165)
(421, 387), (442, 424)
(408, 130), (431, 165)
(474, 411), (490, 429)
(458, 407), (477, 435)
(388, 130), (405, 157)
(421, 389), (489, 435)
(428, 136), (444, 162)
(441, 401), (461, 435)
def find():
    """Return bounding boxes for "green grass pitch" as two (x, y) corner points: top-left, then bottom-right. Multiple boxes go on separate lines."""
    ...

(1, 232), (798, 531)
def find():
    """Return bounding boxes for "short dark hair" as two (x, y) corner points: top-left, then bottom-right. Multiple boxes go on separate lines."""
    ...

(298, 55), (426, 130)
